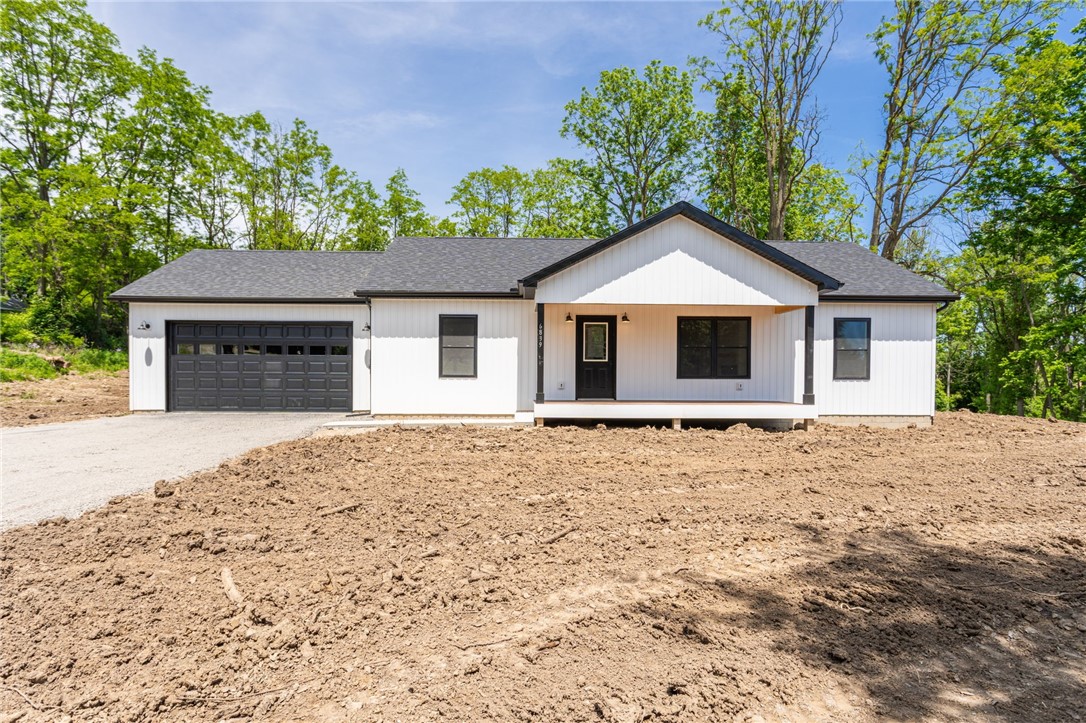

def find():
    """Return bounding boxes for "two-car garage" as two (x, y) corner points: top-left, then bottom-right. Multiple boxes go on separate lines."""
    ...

(168, 321), (353, 411)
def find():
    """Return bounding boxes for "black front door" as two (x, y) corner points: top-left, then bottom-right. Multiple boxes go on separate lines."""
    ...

(576, 315), (616, 400)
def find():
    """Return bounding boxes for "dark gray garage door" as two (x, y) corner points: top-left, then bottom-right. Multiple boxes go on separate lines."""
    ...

(168, 322), (352, 411)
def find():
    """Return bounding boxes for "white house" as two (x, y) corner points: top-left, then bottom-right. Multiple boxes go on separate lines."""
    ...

(112, 203), (957, 428)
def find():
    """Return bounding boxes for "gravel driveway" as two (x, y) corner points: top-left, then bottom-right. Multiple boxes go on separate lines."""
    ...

(1, 413), (340, 530)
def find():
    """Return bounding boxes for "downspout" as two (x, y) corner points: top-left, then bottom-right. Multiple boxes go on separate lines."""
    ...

(360, 296), (372, 414)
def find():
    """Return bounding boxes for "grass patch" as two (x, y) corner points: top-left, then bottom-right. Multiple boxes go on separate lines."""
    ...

(68, 348), (127, 374)
(0, 346), (127, 382)
(0, 349), (61, 382)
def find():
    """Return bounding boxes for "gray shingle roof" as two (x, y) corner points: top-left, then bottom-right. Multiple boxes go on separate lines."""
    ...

(111, 250), (380, 302)
(356, 237), (597, 296)
(764, 241), (957, 301)
(111, 222), (955, 303)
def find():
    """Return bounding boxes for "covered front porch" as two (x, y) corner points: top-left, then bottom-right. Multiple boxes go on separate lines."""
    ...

(521, 208), (831, 425)
(531, 303), (817, 424)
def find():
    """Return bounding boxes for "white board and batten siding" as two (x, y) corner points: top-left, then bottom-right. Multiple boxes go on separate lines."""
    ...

(535, 216), (818, 307)
(127, 302), (371, 412)
(815, 303), (937, 418)
(369, 299), (536, 416)
(542, 304), (804, 403)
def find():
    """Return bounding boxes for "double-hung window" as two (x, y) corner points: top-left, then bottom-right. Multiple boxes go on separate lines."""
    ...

(439, 315), (477, 378)
(833, 318), (871, 380)
(677, 317), (751, 379)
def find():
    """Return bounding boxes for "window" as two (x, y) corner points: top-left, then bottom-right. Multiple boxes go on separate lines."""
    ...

(265, 344), (283, 355)
(834, 318), (870, 380)
(439, 315), (477, 378)
(677, 317), (750, 379)
(582, 322), (608, 361)
(331, 344), (349, 356)
(176, 343), (194, 355)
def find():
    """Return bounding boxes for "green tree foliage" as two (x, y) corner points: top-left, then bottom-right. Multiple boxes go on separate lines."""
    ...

(700, 76), (860, 241)
(448, 160), (609, 238)
(698, 0), (842, 240)
(382, 168), (440, 239)
(561, 61), (700, 227)
(858, 0), (1064, 260)
(0, 0), (390, 346)
(951, 24), (1086, 420)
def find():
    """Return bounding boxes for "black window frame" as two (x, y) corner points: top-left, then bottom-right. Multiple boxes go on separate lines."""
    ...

(833, 317), (871, 381)
(439, 314), (478, 379)
(676, 316), (752, 380)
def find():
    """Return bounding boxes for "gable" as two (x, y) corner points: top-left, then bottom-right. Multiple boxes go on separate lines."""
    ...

(535, 216), (819, 306)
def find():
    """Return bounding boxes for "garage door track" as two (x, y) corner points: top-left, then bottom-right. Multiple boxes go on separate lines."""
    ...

(2, 413), (340, 530)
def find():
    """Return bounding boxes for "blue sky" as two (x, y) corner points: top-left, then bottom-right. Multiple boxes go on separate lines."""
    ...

(83, 1), (1049, 220)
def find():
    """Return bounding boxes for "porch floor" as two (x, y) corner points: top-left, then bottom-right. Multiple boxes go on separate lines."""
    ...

(533, 400), (816, 420)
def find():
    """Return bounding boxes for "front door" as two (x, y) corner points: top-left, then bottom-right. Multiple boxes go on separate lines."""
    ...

(576, 315), (616, 400)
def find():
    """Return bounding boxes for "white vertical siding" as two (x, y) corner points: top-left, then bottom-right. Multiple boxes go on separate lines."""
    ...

(370, 299), (536, 415)
(536, 216), (818, 306)
(542, 304), (803, 403)
(815, 303), (937, 416)
(127, 302), (371, 412)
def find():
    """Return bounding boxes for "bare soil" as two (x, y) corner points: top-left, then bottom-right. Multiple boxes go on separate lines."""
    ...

(1, 412), (1084, 722)
(1, 371), (129, 427)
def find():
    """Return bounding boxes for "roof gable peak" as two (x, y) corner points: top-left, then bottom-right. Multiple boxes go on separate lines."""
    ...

(519, 202), (841, 290)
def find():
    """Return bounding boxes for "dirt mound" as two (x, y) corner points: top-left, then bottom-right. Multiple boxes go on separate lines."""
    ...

(1, 371), (128, 427)
(1, 412), (1084, 721)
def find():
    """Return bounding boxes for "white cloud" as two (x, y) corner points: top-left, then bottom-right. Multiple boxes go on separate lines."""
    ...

(352, 110), (444, 135)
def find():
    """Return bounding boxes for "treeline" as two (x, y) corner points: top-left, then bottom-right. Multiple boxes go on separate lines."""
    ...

(1, 0), (1083, 420)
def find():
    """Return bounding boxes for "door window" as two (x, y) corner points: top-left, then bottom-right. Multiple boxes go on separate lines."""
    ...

(582, 322), (609, 362)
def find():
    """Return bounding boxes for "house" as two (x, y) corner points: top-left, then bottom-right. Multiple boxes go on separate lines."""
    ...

(111, 202), (957, 428)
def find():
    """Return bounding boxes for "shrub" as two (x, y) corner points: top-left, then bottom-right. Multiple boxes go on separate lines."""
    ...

(0, 349), (60, 382)
(0, 311), (36, 345)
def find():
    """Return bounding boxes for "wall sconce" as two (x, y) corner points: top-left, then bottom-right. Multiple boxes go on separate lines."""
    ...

(363, 323), (371, 331)
(565, 312), (573, 323)
(137, 321), (151, 331)
(621, 313), (630, 323)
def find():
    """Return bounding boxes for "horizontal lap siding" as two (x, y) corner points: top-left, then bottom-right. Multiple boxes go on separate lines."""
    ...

(543, 304), (803, 403)
(815, 303), (936, 416)
(370, 299), (536, 415)
(128, 302), (370, 412)
(536, 216), (817, 307)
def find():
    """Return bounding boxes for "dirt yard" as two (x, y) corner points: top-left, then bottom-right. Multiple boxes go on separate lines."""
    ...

(1, 371), (129, 427)
(1, 412), (1083, 722)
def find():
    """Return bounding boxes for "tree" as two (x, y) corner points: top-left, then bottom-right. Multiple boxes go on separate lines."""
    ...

(522, 159), (610, 238)
(0, 0), (131, 297)
(449, 165), (528, 237)
(954, 23), (1086, 420)
(858, 0), (1064, 260)
(700, 76), (859, 241)
(698, 0), (842, 240)
(383, 168), (436, 238)
(561, 61), (700, 227)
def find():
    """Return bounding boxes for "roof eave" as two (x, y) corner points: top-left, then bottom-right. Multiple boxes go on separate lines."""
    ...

(352, 290), (523, 299)
(819, 293), (961, 303)
(110, 295), (366, 304)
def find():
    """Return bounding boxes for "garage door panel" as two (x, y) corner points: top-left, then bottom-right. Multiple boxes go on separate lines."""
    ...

(170, 322), (351, 412)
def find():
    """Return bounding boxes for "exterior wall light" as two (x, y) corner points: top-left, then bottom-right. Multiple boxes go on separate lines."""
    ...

(137, 321), (151, 331)
(565, 312), (573, 323)
(621, 313), (630, 323)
